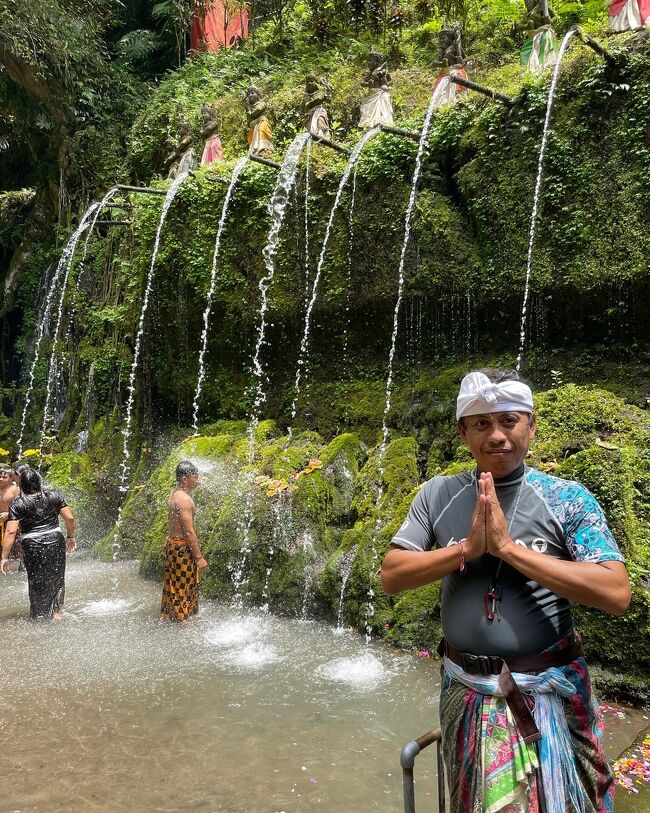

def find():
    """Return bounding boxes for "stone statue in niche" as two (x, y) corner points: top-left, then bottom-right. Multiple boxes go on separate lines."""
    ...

(200, 103), (225, 165)
(244, 84), (273, 156)
(303, 74), (333, 139)
(432, 24), (464, 68)
(358, 49), (394, 129)
(522, 0), (554, 29)
(165, 122), (198, 178)
(431, 25), (468, 109)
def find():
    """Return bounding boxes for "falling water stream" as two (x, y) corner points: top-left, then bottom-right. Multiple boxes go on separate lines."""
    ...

(288, 127), (380, 431)
(118, 171), (189, 494)
(192, 156), (249, 433)
(17, 203), (100, 456)
(232, 133), (311, 599)
(516, 29), (577, 371)
(63, 185), (122, 349)
(365, 81), (449, 639)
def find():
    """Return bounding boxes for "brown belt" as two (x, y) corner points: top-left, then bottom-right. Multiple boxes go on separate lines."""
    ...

(439, 636), (584, 744)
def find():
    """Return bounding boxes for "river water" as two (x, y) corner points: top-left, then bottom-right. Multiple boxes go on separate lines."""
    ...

(1, 557), (645, 813)
(0, 557), (440, 813)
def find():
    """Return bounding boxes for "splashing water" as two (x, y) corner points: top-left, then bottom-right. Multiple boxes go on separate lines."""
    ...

(192, 157), (248, 433)
(118, 172), (188, 495)
(17, 203), (100, 457)
(288, 127), (380, 432)
(516, 29), (577, 371)
(232, 133), (311, 601)
(365, 82), (445, 641)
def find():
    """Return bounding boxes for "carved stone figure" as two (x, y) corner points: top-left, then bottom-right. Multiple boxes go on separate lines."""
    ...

(358, 49), (394, 129)
(165, 122), (198, 178)
(244, 84), (273, 157)
(523, 0), (554, 28)
(432, 24), (464, 68)
(200, 103), (224, 165)
(303, 74), (332, 139)
(608, 0), (650, 30)
(520, 25), (558, 74)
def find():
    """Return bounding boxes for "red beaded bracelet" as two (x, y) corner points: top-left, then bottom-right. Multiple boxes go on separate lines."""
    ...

(459, 540), (466, 574)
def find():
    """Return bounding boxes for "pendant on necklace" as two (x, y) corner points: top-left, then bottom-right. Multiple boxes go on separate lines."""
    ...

(483, 584), (502, 623)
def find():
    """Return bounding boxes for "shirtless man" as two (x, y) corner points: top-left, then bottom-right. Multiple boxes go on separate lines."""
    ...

(0, 466), (20, 563)
(160, 460), (208, 622)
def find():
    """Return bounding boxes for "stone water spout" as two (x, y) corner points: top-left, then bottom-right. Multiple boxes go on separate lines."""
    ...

(200, 103), (225, 165)
(450, 74), (516, 107)
(244, 84), (273, 157)
(358, 49), (394, 129)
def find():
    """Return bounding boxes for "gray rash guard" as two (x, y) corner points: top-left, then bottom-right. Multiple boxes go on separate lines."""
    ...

(390, 465), (624, 657)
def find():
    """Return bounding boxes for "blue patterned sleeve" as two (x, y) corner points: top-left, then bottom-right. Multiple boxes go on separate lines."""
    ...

(563, 484), (624, 564)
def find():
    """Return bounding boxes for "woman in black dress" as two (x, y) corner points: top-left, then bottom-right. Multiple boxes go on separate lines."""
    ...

(0, 466), (76, 620)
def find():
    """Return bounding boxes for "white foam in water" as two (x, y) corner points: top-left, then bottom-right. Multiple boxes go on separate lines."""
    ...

(221, 642), (280, 670)
(317, 653), (389, 689)
(80, 598), (133, 616)
(204, 618), (262, 647)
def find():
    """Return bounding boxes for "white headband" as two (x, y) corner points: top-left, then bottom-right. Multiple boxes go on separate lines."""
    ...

(456, 372), (533, 421)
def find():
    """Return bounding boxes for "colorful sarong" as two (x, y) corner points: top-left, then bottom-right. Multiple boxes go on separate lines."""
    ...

(440, 636), (614, 813)
(160, 538), (199, 622)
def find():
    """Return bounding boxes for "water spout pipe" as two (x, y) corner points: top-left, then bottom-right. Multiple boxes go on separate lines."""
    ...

(380, 124), (421, 142)
(249, 154), (281, 169)
(450, 75), (516, 107)
(311, 135), (352, 156)
(115, 184), (167, 196)
(574, 26), (617, 65)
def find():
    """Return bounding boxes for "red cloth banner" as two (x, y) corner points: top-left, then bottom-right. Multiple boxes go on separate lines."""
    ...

(191, 2), (249, 52)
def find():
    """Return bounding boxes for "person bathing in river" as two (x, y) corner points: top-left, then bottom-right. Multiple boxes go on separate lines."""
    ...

(0, 465), (76, 620)
(381, 369), (630, 813)
(161, 461), (208, 623)
(0, 466), (20, 563)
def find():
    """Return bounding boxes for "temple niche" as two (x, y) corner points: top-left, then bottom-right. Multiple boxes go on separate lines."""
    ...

(165, 122), (198, 178)
(431, 25), (469, 108)
(358, 49), (394, 129)
(244, 84), (273, 157)
(608, 0), (650, 30)
(303, 75), (333, 140)
(200, 104), (224, 165)
(190, 1), (249, 51)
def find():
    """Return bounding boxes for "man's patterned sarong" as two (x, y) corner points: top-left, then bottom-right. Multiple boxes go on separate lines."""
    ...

(160, 538), (199, 622)
(440, 639), (614, 813)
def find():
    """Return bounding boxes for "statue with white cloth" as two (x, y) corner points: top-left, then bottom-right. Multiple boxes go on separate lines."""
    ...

(303, 74), (333, 139)
(358, 49), (393, 129)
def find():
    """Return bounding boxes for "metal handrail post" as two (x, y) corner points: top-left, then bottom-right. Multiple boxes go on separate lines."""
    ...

(400, 727), (444, 812)
(400, 740), (421, 813)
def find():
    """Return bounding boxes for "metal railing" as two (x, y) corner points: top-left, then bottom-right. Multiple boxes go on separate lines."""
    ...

(400, 727), (446, 813)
